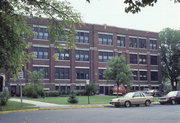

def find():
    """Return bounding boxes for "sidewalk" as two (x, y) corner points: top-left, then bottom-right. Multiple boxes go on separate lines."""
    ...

(9, 98), (69, 108)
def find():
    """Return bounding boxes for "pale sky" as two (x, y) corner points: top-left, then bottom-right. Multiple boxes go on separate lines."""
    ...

(67, 0), (180, 32)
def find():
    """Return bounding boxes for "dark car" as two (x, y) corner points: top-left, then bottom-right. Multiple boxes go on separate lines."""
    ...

(159, 91), (180, 105)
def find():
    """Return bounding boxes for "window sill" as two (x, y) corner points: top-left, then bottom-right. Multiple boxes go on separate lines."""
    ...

(33, 38), (49, 41)
(33, 59), (49, 60)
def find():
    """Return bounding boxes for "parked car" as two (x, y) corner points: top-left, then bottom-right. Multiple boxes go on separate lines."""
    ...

(159, 91), (180, 105)
(146, 89), (161, 96)
(110, 92), (153, 107)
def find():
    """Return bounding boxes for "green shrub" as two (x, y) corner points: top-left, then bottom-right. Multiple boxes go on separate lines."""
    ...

(67, 93), (78, 104)
(0, 91), (10, 106)
(73, 90), (86, 96)
(23, 84), (44, 98)
(44, 90), (59, 97)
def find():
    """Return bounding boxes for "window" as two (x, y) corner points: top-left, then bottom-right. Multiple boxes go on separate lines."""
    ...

(33, 67), (49, 79)
(129, 38), (137, 48)
(130, 54), (137, 64)
(33, 47), (49, 59)
(139, 71), (147, 80)
(117, 36), (125, 47)
(151, 56), (158, 65)
(34, 27), (48, 40)
(55, 49), (69, 60)
(76, 69), (89, 79)
(150, 40), (157, 49)
(139, 39), (146, 48)
(99, 69), (105, 80)
(75, 32), (89, 43)
(98, 34), (113, 45)
(75, 50), (89, 61)
(151, 72), (158, 81)
(99, 51), (113, 62)
(133, 71), (138, 80)
(139, 55), (147, 64)
(56, 30), (68, 42)
(55, 68), (69, 79)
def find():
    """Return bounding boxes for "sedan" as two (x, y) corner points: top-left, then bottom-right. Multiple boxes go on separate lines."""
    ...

(159, 91), (180, 105)
(110, 92), (153, 107)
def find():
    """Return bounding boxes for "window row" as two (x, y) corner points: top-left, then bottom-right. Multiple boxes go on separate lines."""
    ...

(133, 71), (158, 81)
(33, 27), (157, 49)
(32, 67), (159, 81)
(32, 47), (158, 65)
(130, 54), (158, 65)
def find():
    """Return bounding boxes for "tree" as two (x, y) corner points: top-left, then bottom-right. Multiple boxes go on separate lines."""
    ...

(160, 28), (180, 91)
(23, 70), (44, 98)
(104, 56), (133, 97)
(85, 82), (96, 104)
(86, 0), (180, 13)
(0, 0), (82, 75)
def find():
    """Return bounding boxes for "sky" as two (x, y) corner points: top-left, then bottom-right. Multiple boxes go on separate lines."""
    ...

(67, 0), (180, 32)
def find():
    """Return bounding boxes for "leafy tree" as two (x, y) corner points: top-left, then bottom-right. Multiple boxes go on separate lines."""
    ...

(86, 0), (180, 13)
(0, 0), (82, 75)
(85, 82), (96, 104)
(23, 70), (44, 98)
(104, 56), (133, 97)
(160, 28), (180, 91)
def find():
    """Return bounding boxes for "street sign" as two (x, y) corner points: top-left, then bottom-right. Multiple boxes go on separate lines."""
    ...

(18, 71), (24, 80)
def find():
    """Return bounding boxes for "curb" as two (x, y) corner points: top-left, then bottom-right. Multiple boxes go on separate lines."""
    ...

(0, 106), (105, 114)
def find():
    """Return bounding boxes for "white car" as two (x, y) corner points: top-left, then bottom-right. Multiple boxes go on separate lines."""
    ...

(110, 92), (153, 107)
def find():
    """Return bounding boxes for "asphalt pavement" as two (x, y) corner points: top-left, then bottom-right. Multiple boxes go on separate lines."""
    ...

(0, 104), (180, 123)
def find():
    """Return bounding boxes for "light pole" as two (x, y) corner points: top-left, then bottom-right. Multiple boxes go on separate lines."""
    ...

(86, 80), (90, 104)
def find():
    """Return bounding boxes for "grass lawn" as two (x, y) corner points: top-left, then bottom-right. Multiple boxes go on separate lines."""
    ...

(0, 101), (35, 111)
(23, 96), (117, 105)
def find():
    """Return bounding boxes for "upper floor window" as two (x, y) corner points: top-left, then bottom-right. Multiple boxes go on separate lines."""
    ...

(139, 55), (147, 64)
(150, 40), (157, 49)
(33, 47), (49, 59)
(99, 69), (106, 80)
(75, 50), (89, 61)
(133, 71), (138, 80)
(33, 27), (48, 40)
(129, 38), (137, 48)
(33, 67), (49, 79)
(55, 68), (69, 79)
(151, 56), (158, 65)
(55, 49), (69, 60)
(117, 36), (125, 47)
(76, 68), (89, 79)
(130, 54), (137, 64)
(139, 39), (146, 48)
(99, 51), (113, 62)
(151, 72), (158, 81)
(139, 71), (147, 80)
(75, 32), (89, 43)
(98, 34), (113, 45)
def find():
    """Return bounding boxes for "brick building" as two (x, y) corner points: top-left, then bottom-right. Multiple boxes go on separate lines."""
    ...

(8, 18), (162, 95)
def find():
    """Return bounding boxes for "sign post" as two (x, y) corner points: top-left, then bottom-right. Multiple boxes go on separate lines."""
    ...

(18, 71), (24, 104)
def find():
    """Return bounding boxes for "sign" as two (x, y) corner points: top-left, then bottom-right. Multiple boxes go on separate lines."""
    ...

(18, 71), (24, 80)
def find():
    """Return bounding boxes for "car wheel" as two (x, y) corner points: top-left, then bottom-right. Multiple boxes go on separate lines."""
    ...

(124, 101), (131, 107)
(171, 100), (176, 105)
(145, 100), (151, 106)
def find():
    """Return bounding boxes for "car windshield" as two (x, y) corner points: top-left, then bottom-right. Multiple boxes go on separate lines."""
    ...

(124, 93), (134, 98)
(167, 91), (177, 97)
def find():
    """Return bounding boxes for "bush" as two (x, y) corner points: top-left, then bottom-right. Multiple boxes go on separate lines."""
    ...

(0, 91), (10, 106)
(44, 90), (59, 97)
(67, 93), (78, 104)
(73, 90), (86, 96)
(23, 84), (44, 98)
